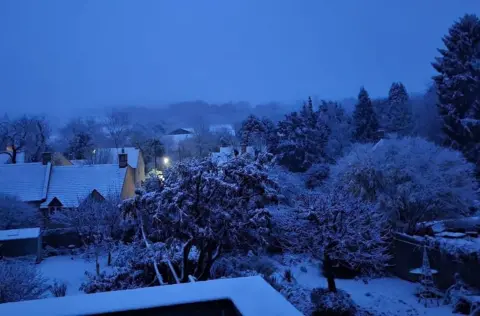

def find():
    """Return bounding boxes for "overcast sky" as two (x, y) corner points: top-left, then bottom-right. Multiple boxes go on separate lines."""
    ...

(0, 0), (478, 117)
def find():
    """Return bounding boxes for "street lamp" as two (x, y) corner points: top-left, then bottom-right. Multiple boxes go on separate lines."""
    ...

(163, 157), (170, 165)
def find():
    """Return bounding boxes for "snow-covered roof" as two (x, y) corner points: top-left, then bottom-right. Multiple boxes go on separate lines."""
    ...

(0, 152), (25, 164)
(168, 128), (194, 135)
(0, 276), (301, 316)
(0, 163), (50, 202)
(0, 227), (40, 241)
(209, 124), (236, 136)
(70, 159), (87, 165)
(41, 164), (127, 208)
(104, 147), (140, 168)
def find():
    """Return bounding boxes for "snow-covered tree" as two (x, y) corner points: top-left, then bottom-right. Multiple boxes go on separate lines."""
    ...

(276, 98), (330, 172)
(65, 132), (94, 160)
(412, 85), (443, 143)
(52, 195), (123, 274)
(0, 195), (40, 230)
(121, 155), (278, 282)
(433, 14), (480, 169)
(353, 87), (380, 143)
(239, 114), (266, 149)
(305, 192), (391, 292)
(386, 82), (413, 135)
(0, 260), (48, 303)
(105, 110), (131, 149)
(261, 117), (279, 154)
(330, 137), (478, 232)
(318, 100), (353, 160)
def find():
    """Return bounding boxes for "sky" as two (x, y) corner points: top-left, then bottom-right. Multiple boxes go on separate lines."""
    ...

(0, 0), (479, 117)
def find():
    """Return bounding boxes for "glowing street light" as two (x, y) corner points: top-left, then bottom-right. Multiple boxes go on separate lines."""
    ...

(163, 157), (170, 165)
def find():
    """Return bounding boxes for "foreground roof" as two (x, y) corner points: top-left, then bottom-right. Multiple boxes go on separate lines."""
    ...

(41, 164), (127, 208)
(0, 163), (50, 202)
(0, 276), (301, 316)
(0, 227), (40, 241)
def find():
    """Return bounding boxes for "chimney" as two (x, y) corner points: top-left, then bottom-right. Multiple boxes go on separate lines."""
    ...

(118, 150), (128, 168)
(42, 152), (52, 165)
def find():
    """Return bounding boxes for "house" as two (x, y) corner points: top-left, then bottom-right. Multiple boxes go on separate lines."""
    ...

(89, 147), (145, 186)
(163, 128), (195, 150)
(0, 152), (136, 213)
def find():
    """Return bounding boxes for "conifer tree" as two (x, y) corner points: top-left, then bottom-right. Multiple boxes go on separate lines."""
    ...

(386, 82), (413, 135)
(353, 87), (380, 143)
(433, 14), (480, 168)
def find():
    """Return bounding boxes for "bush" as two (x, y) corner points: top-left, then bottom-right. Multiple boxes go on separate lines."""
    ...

(310, 288), (357, 316)
(0, 261), (48, 303)
(0, 194), (40, 230)
(305, 164), (330, 189)
(330, 138), (478, 231)
(50, 280), (67, 297)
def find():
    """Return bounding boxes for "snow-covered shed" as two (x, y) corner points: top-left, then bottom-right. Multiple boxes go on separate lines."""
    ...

(0, 227), (42, 260)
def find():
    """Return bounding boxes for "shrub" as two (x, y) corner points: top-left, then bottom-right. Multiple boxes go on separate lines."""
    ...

(0, 194), (40, 230)
(50, 280), (67, 297)
(305, 164), (330, 189)
(0, 260), (48, 303)
(310, 288), (357, 316)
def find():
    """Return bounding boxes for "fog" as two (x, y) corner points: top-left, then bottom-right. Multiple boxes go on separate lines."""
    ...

(0, 0), (478, 124)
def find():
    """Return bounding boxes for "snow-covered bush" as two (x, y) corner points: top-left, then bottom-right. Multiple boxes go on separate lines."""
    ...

(50, 280), (67, 297)
(310, 288), (357, 316)
(143, 170), (163, 193)
(330, 137), (478, 232)
(0, 260), (48, 303)
(0, 194), (40, 230)
(305, 163), (330, 189)
(121, 155), (278, 282)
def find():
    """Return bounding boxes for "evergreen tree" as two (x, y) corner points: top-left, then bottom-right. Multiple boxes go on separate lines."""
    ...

(261, 117), (279, 153)
(65, 132), (94, 160)
(432, 14), (480, 169)
(386, 82), (413, 135)
(353, 87), (380, 143)
(239, 114), (265, 148)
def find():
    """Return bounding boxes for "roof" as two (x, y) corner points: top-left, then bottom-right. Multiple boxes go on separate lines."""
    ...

(0, 276), (302, 316)
(168, 128), (194, 135)
(0, 152), (25, 164)
(70, 159), (87, 165)
(99, 147), (140, 168)
(41, 164), (127, 208)
(0, 227), (40, 241)
(0, 163), (50, 202)
(209, 124), (236, 136)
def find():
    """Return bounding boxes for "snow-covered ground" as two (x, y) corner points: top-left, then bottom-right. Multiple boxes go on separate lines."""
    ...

(271, 254), (457, 316)
(39, 254), (111, 296)
(37, 253), (458, 315)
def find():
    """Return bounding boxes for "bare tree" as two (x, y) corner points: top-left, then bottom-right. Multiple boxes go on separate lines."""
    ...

(0, 195), (40, 230)
(105, 110), (131, 149)
(51, 194), (122, 275)
(0, 260), (48, 303)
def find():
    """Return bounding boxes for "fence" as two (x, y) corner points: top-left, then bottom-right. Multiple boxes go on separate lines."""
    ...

(392, 233), (480, 290)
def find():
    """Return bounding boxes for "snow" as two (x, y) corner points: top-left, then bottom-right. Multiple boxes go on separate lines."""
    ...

(272, 254), (458, 316)
(0, 227), (40, 241)
(0, 276), (301, 316)
(410, 234), (480, 256)
(39, 254), (112, 296)
(0, 163), (50, 202)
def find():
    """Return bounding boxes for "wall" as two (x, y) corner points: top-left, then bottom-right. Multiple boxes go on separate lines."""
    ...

(135, 153), (146, 186)
(121, 166), (136, 200)
(0, 237), (41, 259)
(392, 233), (480, 290)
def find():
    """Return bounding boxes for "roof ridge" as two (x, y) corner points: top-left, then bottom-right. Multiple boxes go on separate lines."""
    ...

(41, 162), (52, 200)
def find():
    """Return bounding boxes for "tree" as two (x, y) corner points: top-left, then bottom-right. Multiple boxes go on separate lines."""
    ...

(52, 195), (123, 274)
(141, 138), (165, 170)
(0, 195), (40, 230)
(433, 14), (480, 169)
(0, 260), (48, 303)
(65, 132), (94, 160)
(318, 101), (353, 161)
(239, 115), (265, 149)
(105, 110), (131, 149)
(261, 117), (279, 153)
(305, 192), (391, 292)
(330, 137), (478, 232)
(386, 82), (413, 135)
(353, 87), (380, 143)
(276, 98), (330, 172)
(0, 115), (51, 163)
(412, 84), (443, 143)
(121, 155), (278, 282)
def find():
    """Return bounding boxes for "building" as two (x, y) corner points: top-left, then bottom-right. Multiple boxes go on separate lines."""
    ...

(0, 276), (302, 316)
(100, 147), (145, 186)
(0, 152), (136, 213)
(0, 227), (42, 261)
(163, 128), (195, 150)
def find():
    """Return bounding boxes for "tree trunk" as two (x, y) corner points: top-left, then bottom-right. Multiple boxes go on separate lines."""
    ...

(181, 239), (193, 282)
(95, 250), (100, 276)
(194, 246), (206, 279)
(107, 251), (112, 266)
(324, 252), (337, 292)
(11, 146), (17, 164)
